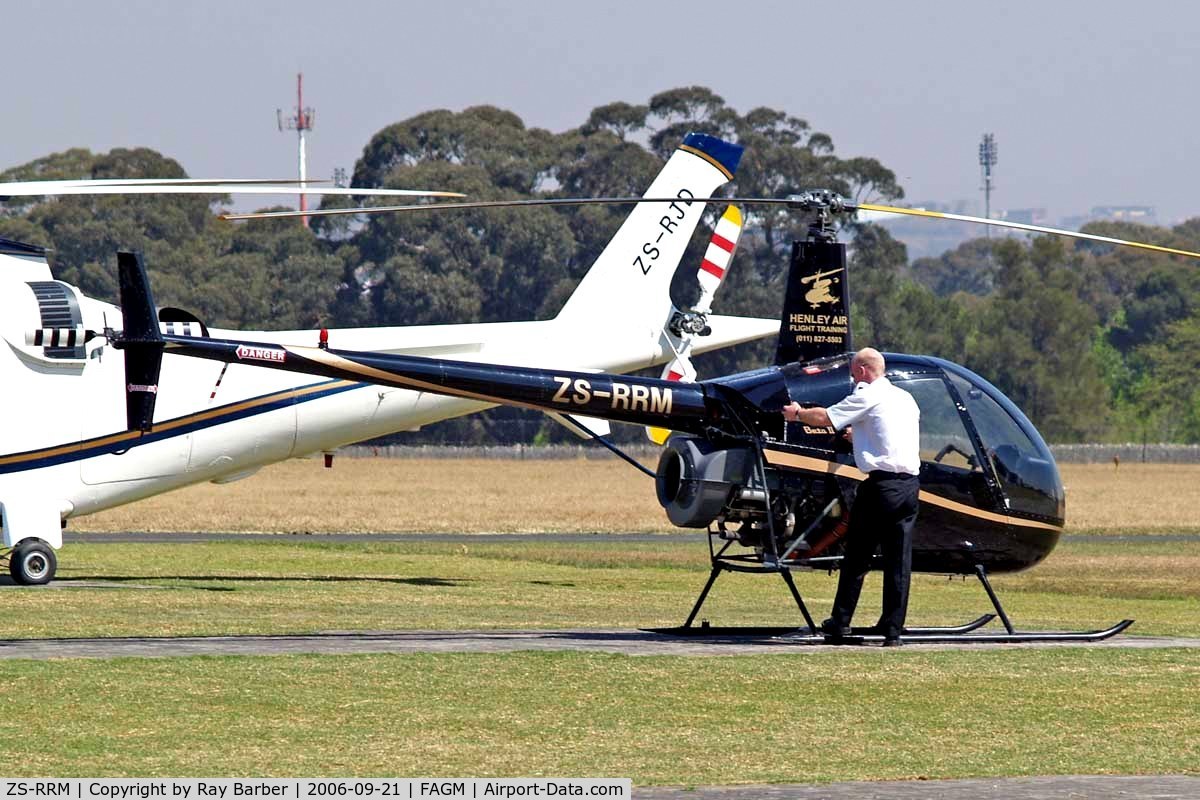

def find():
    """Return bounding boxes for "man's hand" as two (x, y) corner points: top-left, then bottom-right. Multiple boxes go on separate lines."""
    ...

(843, 425), (853, 442)
(782, 402), (833, 428)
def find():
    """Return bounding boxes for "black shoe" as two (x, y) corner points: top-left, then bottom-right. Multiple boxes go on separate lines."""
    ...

(882, 636), (903, 647)
(820, 618), (852, 639)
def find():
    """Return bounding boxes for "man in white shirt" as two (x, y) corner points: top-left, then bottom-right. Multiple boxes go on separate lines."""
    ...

(782, 348), (921, 646)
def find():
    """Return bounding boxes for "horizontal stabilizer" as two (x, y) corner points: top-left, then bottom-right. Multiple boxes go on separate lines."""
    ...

(546, 411), (612, 440)
(687, 314), (780, 357)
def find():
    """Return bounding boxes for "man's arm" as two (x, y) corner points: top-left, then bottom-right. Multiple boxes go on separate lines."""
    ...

(782, 402), (833, 427)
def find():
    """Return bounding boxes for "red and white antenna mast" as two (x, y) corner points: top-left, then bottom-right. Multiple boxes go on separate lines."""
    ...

(277, 73), (316, 227)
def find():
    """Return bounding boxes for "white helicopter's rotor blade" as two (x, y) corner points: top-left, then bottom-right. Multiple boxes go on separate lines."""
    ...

(857, 202), (1200, 259)
(2, 178), (322, 189)
(218, 196), (776, 221)
(0, 180), (464, 199)
(221, 197), (648, 220)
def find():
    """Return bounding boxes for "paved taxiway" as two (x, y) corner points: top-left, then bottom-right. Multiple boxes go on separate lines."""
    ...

(2, 627), (1198, 660)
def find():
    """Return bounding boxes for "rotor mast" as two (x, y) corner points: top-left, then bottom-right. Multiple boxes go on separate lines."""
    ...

(277, 73), (316, 227)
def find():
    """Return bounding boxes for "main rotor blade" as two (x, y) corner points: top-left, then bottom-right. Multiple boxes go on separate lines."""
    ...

(0, 179), (464, 199)
(3, 178), (321, 188)
(219, 194), (1200, 261)
(1, 185), (465, 198)
(857, 203), (1200, 259)
(219, 196), (783, 221)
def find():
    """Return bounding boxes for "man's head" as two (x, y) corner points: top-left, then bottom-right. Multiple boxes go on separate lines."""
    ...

(850, 347), (885, 384)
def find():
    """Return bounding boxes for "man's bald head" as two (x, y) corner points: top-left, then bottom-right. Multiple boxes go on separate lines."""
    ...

(851, 348), (885, 382)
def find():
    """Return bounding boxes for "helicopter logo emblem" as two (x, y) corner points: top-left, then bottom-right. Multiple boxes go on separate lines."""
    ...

(801, 267), (843, 308)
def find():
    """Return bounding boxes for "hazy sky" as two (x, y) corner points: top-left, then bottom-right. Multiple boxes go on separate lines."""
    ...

(8, 1), (1199, 224)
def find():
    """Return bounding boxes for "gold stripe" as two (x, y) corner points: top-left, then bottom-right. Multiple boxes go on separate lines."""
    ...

(0, 380), (359, 468)
(763, 448), (867, 480)
(678, 145), (734, 181)
(290, 347), (552, 413)
(762, 448), (1063, 533)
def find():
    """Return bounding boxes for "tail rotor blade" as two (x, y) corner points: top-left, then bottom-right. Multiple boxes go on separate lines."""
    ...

(647, 206), (743, 444)
(695, 205), (743, 313)
(647, 356), (698, 444)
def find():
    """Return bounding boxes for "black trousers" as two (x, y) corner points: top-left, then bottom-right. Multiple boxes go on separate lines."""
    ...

(829, 471), (920, 638)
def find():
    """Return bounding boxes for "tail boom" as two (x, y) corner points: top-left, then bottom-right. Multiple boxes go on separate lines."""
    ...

(159, 335), (713, 433)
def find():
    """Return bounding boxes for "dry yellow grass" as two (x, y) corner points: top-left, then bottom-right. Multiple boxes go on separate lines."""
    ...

(1060, 463), (1200, 532)
(72, 457), (1200, 534)
(75, 457), (676, 533)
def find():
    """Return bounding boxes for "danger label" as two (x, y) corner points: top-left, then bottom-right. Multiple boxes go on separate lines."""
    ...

(235, 345), (286, 363)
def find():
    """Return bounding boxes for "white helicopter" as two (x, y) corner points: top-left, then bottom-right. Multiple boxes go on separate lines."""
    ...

(0, 133), (777, 585)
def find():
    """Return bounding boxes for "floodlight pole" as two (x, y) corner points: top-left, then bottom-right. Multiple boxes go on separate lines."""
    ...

(979, 133), (998, 237)
(278, 73), (316, 227)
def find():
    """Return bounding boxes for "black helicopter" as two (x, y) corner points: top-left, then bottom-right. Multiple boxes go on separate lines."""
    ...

(104, 146), (1200, 644)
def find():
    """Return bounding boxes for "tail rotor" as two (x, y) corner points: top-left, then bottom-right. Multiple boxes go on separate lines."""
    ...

(648, 205), (743, 444)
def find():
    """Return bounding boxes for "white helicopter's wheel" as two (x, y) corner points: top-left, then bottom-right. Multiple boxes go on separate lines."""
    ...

(9, 539), (57, 586)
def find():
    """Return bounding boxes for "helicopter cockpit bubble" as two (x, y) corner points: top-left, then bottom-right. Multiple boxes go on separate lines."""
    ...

(772, 354), (1064, 525)
(940, 365), (1065, 522)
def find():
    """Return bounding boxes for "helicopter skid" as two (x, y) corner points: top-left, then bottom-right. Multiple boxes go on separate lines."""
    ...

(788, 618), (1135, 645)
(658, 548), (1135, 643)
(645, 617), (1133, 642)
(646, 612), (995, 639)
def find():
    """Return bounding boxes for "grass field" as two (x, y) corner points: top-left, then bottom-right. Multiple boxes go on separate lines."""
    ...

(1, 650), (1196, 780)
(71, 458), (1200, 535)
(2, 538), (1198, 638)
(4, 458), (1198, 782)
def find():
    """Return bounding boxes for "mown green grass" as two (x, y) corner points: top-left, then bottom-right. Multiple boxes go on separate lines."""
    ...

(0, 649), (1196, 781)
(2, 537), (1196, 638)
(2, 536), (1197, 782)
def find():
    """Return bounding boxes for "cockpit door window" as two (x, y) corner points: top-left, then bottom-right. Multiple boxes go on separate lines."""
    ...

(945, 372), (1065, 519)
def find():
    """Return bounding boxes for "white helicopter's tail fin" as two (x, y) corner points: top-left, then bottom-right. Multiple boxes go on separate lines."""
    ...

(554, 133), (743, 327)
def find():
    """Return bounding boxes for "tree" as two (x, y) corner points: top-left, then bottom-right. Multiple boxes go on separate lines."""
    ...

(1128, 317), (1200, 441)
(911, 238), (999, 297)
(966, 239), (1110, 441)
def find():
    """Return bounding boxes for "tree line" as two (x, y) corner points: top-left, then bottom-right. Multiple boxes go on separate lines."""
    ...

(1, 87), (1196, 444)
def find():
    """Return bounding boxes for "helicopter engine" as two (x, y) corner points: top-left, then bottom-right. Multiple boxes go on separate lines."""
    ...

(654, 436), (757, 528)
(655, 435), (846, 555)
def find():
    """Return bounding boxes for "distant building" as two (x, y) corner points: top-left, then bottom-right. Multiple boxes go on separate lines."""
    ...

(997, 208), (1048, 226)
(1089, 205), (1157, 225)
(871, 199), (983, 261)
(1059, 206), (1158, 231)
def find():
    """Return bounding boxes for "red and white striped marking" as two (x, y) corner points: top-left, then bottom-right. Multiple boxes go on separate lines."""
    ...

(209, 363), (230, 401)
(694, 206), (743, 313)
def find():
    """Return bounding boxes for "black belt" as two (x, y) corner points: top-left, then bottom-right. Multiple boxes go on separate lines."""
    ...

(867, 470), (919, 480)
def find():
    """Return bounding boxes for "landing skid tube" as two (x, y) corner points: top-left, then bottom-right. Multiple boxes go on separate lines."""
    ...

(789, 619), (1135, 645)
(647, 554), (1134, 643)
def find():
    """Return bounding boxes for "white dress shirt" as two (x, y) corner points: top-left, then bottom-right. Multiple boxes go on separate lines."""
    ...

(825, 376), (921, 476)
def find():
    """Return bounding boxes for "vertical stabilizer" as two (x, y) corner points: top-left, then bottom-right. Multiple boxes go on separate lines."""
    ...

(116, 251), (165, 433)
(774, 240), (853, 365)
(555, 133), (742, 326)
